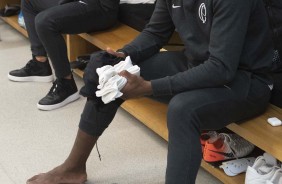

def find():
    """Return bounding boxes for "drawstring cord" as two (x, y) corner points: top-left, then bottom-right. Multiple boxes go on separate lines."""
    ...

(96, 141), (102, 161)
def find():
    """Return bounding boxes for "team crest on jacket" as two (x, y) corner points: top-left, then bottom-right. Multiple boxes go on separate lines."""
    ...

(199, 3), (207, 23)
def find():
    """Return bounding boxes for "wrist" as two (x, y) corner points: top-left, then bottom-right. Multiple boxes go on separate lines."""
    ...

(143, 81), (153, 96)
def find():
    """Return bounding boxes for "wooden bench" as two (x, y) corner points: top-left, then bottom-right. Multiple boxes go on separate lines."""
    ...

(2, 4), (282, 183)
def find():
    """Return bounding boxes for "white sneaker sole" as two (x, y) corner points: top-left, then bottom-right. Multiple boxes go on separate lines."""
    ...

(37, 92), (80, 111)
(8, 74), (54, 82)
(220, 157), (256, 176)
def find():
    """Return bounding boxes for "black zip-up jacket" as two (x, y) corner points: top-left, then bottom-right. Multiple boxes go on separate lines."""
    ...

(121, 0), (274, 96)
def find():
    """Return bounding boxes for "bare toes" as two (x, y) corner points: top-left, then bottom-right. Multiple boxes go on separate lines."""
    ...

(26, 173), (44, 183)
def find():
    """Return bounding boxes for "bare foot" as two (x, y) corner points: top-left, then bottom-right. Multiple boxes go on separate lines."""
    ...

(26, 165), (87, 184)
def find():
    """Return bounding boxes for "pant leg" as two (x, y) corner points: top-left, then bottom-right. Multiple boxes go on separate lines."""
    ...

(79, 98), (124, 137)
(22, 0), (59, 56)
(138, 51), (271, 184)
(78, 51), (124, 137)
(35, 0), (119, 78)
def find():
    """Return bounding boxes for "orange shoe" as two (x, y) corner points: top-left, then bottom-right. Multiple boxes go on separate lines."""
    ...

(203, 133), (255, 162)
(200, 131), (218, 153)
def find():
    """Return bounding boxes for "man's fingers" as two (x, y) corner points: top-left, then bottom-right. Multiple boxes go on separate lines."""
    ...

(119, 70), (131, 78)
(106, 47), (126, 58)
(106, 48), (115, 55)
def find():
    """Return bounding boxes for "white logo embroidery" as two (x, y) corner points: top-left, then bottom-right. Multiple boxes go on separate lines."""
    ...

(172, 4), (181, 8)
(198, 3), (207, 23)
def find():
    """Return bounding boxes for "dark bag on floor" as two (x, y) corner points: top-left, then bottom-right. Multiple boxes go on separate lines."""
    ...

(70, 55), (90, 70)
(0, 4), (20, 17)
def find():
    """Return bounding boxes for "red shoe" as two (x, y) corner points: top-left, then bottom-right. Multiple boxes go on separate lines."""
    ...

(203, 133), (255, 162)
(200, 131), (218, 153)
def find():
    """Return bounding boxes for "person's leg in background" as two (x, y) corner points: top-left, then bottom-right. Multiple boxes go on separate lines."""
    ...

(8, 0), (120, 111)
(8, 0), (58, 83)
(35, 0), (119, 111)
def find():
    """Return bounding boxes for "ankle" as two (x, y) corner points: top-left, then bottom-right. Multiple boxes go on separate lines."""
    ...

(64, 74), (72, 80)
(60, 162), (86, 173)
(35, 56), (48, 62)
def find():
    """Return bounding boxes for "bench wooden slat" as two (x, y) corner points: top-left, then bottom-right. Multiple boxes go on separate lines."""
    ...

(227, 105), (282, 161)
(0, 0), (20, 9)
(121, 98), (169, 140)
(201, 161), (245, 184)
(79, 24), (139, 51)
(1, 15), (28, 38)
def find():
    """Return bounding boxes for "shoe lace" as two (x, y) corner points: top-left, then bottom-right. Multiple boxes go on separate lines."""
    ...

(48, 79), (64, 95)
(24, 59), (36, 70)
(219, 133), (238, 159)
(201, 131), (218, 143)
(207, 131), (218, 143)
(219, 133), (254, 159)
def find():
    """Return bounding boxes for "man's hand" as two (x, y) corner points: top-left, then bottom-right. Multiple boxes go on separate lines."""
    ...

(106, 48), (126, 58)
(119, 70), (152, 100)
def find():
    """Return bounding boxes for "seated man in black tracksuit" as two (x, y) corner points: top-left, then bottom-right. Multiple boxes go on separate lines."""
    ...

(27, 0), (274, 183)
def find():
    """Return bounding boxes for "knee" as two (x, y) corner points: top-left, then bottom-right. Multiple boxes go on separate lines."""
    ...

(78, 98), (122, 137)
(167, 95), (199, 132)
(35, 11), (56, 35)
(79, 99), (105, 137)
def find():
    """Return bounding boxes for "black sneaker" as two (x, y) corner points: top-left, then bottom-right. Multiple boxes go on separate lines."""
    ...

(37, 77), (80, 110)
(8, 58), (53, 82)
